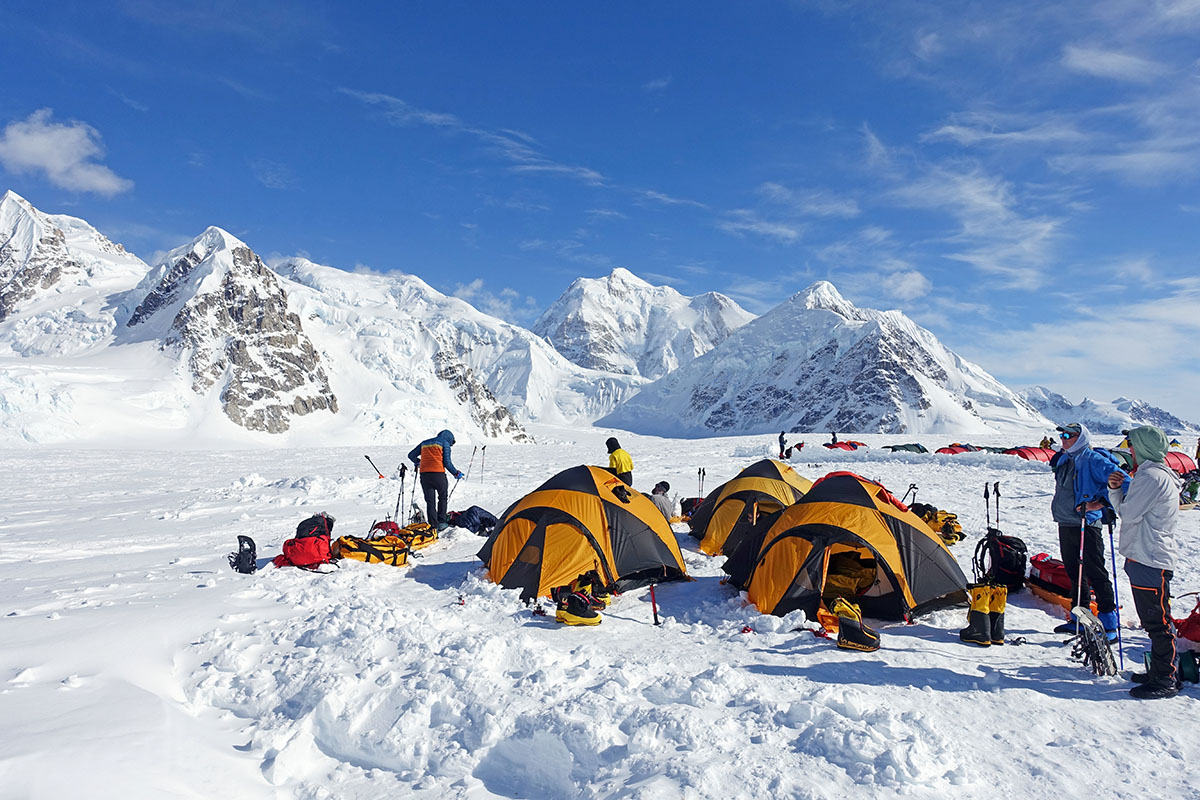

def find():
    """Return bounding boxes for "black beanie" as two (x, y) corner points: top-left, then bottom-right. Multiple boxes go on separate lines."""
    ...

(606, 437), (620, 453)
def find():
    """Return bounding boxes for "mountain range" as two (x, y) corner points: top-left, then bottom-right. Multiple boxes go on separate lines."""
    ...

(3, 189), (1196, 445)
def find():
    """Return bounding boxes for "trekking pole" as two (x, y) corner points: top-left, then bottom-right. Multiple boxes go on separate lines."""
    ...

(480, 445), (486, 482)
(701, 468), (706, 495)
(1107, 518), (1125, 669)
(395, 464), (407, 522)
(1074, 524), (1087, 626)
(365, 454), (385, 479)
(984, 483), (991, 530)
(902, 484), (918, 505)
(650, 584), (661, 625)
(697, 468), (702, 496)
(410, 469), (419, 522)
(994, 482), (1001, 527)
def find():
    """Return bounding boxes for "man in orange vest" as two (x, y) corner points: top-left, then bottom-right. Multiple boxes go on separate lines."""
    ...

(408, 429), (464, 531)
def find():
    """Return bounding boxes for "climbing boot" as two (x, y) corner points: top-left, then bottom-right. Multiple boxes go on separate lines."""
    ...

(1097, 610), (1119, 643)
(987, 584), (1007, 645)
(831, 597), (880, 652)
(555, 591), (602, 626)
(959, 584), (992, 646)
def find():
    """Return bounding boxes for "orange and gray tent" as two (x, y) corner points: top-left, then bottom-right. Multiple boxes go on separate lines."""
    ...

(687, 459), (813, 556)
(477, 465), (688, 600)
(722, 471), (968, 620)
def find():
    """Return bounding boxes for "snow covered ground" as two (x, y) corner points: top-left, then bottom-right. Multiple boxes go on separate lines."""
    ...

(3, 427), (1199, 799)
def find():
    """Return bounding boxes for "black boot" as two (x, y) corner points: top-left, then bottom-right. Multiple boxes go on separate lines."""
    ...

(959, 584), (992, 646)
(831, 597), (880, 652)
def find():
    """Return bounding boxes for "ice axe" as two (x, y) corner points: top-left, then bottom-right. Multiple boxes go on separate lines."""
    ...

(365, 455), (386, 479)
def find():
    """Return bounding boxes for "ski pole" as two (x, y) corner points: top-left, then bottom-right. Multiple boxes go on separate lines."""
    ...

(365, 454), (385, 479)
(1107, 518), (1125, 669)
(650, 584), (661, 625)
(984, 483), (991, 529)
(480, 445), (486, 482)
(994, 482), (1001, 527)
(1074, 524), (1087, 624)
(395, 464), (407, 522)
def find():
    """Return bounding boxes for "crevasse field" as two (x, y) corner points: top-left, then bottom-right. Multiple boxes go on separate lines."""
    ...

(3, 426), (1198, 800)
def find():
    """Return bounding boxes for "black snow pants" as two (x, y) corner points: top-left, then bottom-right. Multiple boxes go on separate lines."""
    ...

(1058, 523), (1116, 614)
(1126, 559), (1177, 688)
(421, 471), (449, 527)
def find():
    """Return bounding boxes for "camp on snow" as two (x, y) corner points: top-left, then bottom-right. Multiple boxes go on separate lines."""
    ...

(687, 459), (813, 556)
(477, 465), (689, 600)
(1003, 446), (1056, 462)
(1107, 448), (1197, 476)
(883, 443), (929, 454)
(722, 472), (969, 620)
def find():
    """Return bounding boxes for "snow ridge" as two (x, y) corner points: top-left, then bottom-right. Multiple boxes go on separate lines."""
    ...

(601, 281), (1050, 436)
(1020, 386), (1199, 435)
(532, 267), (754, 379)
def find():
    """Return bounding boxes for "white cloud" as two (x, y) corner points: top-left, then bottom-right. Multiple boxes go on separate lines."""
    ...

(643, 75), (673, 92)
(1062, 45), (1168, 83)
(453, 278), (539, 323)
(250, 159), (296, 189)
(0, 109), (132, 195)
(637, 189), (708, 209)
(756, 182), (860, 218)
(890, 167), (1062, 288)
(716, 210), (804, 244)
(882, 270), (932, 300)
(923, 111), (1088, 147)
(340, 88), (606, 186)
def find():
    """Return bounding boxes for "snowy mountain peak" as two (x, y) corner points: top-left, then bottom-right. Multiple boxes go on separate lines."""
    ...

(533, 269), (754, 379)
(796, 280), (865, 321)
(603, 281), (1049, 436)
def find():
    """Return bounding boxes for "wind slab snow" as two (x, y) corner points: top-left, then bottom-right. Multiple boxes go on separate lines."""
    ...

(3, 427), (1200, 799)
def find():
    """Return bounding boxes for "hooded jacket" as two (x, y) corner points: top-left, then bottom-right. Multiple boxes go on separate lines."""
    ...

(408, 430), (461, 476)
(1110, 427), (1181, 571)
(1048, 423), (1129, 525)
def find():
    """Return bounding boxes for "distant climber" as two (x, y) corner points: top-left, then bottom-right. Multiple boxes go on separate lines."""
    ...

(606, 437), (634, 486)
(408, 429), (464, 532)
(778, 431), (787, 459)
(830, 432), (838, 445)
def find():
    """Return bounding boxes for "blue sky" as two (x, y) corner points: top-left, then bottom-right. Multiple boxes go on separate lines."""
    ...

(3, 1), (1200, 419)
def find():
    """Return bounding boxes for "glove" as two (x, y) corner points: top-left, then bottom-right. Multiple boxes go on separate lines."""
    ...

(455, 471), (465, 480)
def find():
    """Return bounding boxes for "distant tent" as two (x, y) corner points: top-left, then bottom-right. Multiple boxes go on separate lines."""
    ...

(883, 443), (929, 454)
(688, 459), (813, 556)
(722, 471), (968, 619)
(936, 444), (978, 455)
(1170, 438), (1183, 448)
(1107, 449), (1196, 477)
(1166, 452), (1198, 475)
(1003, 446), (1055, 462)
(477, 465), (688, 600)
(824, 442), (859, 451)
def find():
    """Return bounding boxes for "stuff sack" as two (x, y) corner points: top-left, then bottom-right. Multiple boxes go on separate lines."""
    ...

(972, 529), (1028, 592)
(449, 505), (498, 535)
(1027, 552), (1073, 597)
(273, 513), (335, 568)
(333, 535), (410, 567)
(228, 535), (257, 574)
(398, 521), (438, 550)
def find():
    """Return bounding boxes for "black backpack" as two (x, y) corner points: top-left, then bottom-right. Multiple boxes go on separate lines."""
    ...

(973, 528), (1027, 591)
(228, 535), (257, 574)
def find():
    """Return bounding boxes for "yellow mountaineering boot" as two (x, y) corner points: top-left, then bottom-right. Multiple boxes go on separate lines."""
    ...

(988, 584), (1007, 645)
(831, 597), (880, 652)
(959, 584), (992, 646)
(555, 591), (602, 626)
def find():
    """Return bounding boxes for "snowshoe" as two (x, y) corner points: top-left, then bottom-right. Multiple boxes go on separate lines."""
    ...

(228, 535), (257, 574)
(1068, 606), (1118, 676)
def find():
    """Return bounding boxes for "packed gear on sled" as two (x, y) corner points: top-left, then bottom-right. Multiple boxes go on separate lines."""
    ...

(333, 534), (411, 566)
(1003, 446), (1055, 462)
(273, 512), (335, 569)
(882, 443), (929, 453)
(1026, 552), (1098, 614)
(688, 459), (812, 556)
(908, 501), (964, 545)
(449, 505), (498, 535)
(478, 465), (689, 601)
(228, 535), (257, 574)
(723, 471), (968, 619)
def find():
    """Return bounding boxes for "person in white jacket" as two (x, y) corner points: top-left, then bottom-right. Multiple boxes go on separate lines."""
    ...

(1108, 425), (1182, 699)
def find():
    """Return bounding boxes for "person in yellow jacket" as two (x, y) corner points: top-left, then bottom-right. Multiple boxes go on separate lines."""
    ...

(605, 437), (634, 486)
